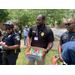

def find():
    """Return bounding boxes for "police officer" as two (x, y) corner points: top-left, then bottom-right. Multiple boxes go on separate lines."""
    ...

(27, 14), (54, 65)
(58, 18), (75, 64)
(1, 21), (20, 65)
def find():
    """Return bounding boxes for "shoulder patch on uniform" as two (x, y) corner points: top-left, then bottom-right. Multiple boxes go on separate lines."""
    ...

(15, 36), (20, 41)
(32, 31), (36, 33)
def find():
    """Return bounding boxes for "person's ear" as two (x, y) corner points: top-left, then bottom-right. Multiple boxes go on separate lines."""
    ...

(43, 20), (45, 23)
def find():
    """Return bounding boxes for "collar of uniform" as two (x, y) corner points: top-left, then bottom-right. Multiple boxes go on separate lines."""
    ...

(68, 31), (75, 36)
(66, 30), (75, 34)
(65, 31), (69, 34)
(37, 24), (45, 31)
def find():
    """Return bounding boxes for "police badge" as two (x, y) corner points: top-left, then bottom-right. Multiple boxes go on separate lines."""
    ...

(41, 32), (44, 36)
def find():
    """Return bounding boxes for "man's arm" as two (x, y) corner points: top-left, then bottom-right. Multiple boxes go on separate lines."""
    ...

(2, 45), (20, 50)
(0, 31), (3, 41)
(25, 28), (28, 31)
(42, 42), (53, 58)
(58, 43), (63, 54)
(1, 35), (3, 40)
(27, 36), (31, 48)
(46, 42), (53, 53)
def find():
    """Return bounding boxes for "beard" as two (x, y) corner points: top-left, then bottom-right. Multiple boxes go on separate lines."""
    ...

(38, 24), (43, 28)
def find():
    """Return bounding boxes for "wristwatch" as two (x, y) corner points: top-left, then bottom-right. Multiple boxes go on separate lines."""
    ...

(46, 49), (49, 53)
(8, 46), (10, 50)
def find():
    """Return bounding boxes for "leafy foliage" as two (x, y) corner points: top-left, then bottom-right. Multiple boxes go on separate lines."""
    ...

(5, 9), (75, 27)
(0, 9), (9, 23)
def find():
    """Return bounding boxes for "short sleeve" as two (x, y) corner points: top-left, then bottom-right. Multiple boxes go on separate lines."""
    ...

(60, 35), (63, 43)
(47, 29), (54, 42)
(28, 26), (32, 37)
(13, 34), (20, 45)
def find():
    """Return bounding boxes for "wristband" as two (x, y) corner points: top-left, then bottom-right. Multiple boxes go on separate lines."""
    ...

(8, 46), (10, 50)
(46, 49), (49, 53)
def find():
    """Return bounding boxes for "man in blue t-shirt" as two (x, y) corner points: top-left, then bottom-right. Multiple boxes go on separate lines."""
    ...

(23, 25), (29, 45)
(61, 41), (75, 65)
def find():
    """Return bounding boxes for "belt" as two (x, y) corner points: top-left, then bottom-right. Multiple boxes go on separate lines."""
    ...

(2, 50), (15, 55)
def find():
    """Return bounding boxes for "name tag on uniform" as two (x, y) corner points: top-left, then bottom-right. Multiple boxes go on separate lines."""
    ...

(34, 37), (38, 41)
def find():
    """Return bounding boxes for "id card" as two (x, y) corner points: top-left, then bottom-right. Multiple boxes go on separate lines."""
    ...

(34, 37), (38, 41)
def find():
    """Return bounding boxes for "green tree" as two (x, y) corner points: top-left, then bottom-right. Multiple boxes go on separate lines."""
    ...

(6, 9), (73, 28)
(57, 19), (63, 26)
(0, 9), (9, 23)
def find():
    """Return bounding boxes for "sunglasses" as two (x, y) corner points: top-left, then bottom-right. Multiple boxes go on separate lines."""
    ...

(65, 23), (75, 26)
(5, 28), (12, 30)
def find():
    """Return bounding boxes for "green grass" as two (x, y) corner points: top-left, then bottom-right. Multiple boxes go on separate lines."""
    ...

(16, 47), (63, 65)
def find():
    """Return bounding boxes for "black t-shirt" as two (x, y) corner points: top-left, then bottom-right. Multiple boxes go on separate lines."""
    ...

(28, 25), (54, 48)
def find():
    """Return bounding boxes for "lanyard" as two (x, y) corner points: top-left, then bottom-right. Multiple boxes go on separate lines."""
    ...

(70, 36), (74, 41)
(68, 32), (75, 41)
(36, 25), (44, 37)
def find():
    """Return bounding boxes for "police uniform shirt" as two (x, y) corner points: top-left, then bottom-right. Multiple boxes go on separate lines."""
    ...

(2, 31), (20, 51)
(28, 25), (54, 48)
(60, 31), (75, 44)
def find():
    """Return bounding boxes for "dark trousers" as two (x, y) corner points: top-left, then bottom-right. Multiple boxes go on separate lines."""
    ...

(0, 49), (3, 65)
(2, 52), (19, 65)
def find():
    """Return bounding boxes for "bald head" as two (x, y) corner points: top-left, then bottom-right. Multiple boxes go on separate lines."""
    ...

(67, 18), (75, 23)
(38, 14), (45, 20)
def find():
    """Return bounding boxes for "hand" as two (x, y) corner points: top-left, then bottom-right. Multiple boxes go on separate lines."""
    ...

(2, 45), (8, 49)
(27, 45), (30, 48)
(51, 55), (59, 65)
(42, 50), (47, 59)
(59, 54), (63, 62)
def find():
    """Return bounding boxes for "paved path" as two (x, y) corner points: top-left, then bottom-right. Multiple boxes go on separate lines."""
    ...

(51, 28), (67, 38)
(21, 39), (27, 47)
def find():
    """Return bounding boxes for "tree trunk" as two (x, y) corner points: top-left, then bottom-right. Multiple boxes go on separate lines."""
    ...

(54, 20), (56, 28)
(45, 17), (47, 25)
(55, 23), (56, 28)
(45, 14), (48, 25)
(25, 22), (27, 25)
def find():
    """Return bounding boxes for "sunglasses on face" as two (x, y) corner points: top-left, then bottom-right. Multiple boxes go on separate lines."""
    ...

(65, 23), (75, 26)
(5, 28), (12, 30)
